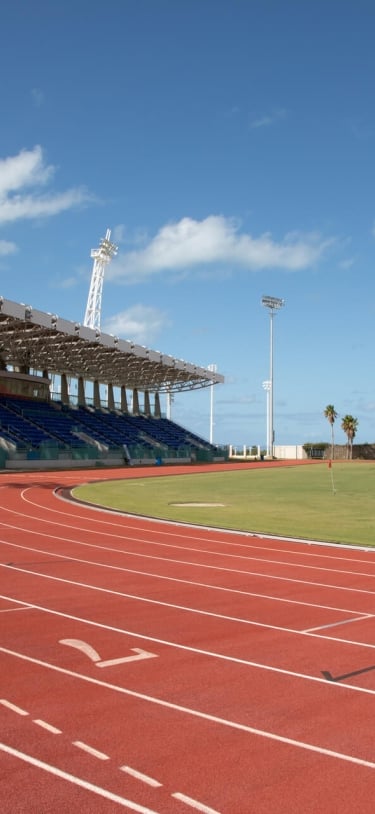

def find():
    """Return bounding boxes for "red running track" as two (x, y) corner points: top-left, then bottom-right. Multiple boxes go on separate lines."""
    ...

(1, 462), (375, 813)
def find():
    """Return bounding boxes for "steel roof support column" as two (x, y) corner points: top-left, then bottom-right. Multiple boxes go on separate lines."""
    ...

(144, 390), (151, 416)
(132, 388), (139, 415)
(60, 373), (69, 406)
(120, 385), (128, 413)
(77, 376), (86, 408)
(108, 383), (115, 411)
(154, 391), (161, 418)
(93, 380), (101, 409)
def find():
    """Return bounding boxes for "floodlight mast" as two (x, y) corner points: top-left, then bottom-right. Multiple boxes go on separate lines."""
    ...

(208, 363), (217, 444)
(262, 380), (271, 457)
(83, 229), (118, 330)
(261, 296), (285, 457)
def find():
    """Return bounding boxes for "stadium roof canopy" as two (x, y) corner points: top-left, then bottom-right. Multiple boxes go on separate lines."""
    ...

(0, 296), (224, 394)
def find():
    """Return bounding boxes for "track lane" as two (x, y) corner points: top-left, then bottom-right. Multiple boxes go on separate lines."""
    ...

(3, 643), (375, 807)
(5, 479), (375, 573)
(1, 500), (375, 612)
(2, 518), (375, 626)
(1, 466), (375, 812)
(2, 568), (375, 717)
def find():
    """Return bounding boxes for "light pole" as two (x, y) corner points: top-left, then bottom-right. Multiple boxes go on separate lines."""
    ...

(166, 389), (174, 420)
(207, 363), (217, 444)
(261, 296), (285, 457)
(84, 229), (118, 331)
(262, 380), (271, 457)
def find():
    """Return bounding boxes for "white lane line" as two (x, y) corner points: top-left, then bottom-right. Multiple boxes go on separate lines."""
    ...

(23, 484), (375, 564)
(0, 606), (31, 613)
(73, 740), (109, 760)
(120, 765), (162, 788)
(1, 692), (212, 810)
(1, 699), (28, 716)
(0, 743), (160, 813)
(2, 594), (375, 693)
(2, 529), (375, 610)
(2, 566), (374, 654)
(172, 792), (221, 813)
(1, 536), (371, 618)
(2, 646), (375, 768)
(33, 719), (62, 734)
(3, 505), (375, 582)
(303, 614), (373, 633)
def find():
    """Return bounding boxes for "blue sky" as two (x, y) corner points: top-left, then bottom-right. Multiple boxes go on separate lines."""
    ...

(1, 0), (375, 447)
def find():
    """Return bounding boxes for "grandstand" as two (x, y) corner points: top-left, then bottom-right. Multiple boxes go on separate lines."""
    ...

(0, 296), (225, 470)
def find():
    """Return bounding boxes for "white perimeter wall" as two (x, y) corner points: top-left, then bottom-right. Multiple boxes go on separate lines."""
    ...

(229, 445), (307, 460)
(274, 445), (306, 459)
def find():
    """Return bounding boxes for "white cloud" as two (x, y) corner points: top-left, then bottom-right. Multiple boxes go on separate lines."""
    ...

(249, 108), (287, 129)
(0, 189), (90, 224)
(338, 257), (355, 270)
(0, 146), (92, 225)
(0, 146), (53, 197)
(108, 215), (331, 283)
(103, 304), (169, 344)
(31, 88), (44, 108)
(53, 276), (78, 290)
(250, 115), (274, 129)
(112, 223), (149, 247)
(0, 239), (17, 256)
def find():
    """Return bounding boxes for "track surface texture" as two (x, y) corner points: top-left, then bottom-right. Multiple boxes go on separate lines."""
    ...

(1, 462), (375, 813)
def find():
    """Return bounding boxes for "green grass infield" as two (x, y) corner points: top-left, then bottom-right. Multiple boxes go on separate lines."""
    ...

(73, 462), (375, 547)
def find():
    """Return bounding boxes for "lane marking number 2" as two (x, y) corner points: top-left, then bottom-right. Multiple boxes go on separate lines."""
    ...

(59, 639), (158, 668)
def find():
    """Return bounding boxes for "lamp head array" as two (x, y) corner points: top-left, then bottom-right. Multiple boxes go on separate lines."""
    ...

(261, 295), (285, 310)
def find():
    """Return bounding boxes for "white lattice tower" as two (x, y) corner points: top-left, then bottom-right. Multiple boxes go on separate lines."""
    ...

(83, 229), (118, 330)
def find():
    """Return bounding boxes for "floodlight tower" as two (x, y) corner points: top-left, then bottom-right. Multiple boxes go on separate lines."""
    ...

(208, 363), (217, 444)
(262, 380), (271, 457)
(83, 229), (118, 330)
(166, 389), (174, 420)
(261, 296), (285, 457)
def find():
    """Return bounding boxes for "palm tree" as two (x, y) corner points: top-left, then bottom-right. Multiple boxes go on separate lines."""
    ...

(341, 415), (358, 459)
(324, 405), (338, 459)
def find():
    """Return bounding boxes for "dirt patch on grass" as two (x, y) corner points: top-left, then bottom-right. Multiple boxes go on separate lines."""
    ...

(170, 502), (226, 507)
